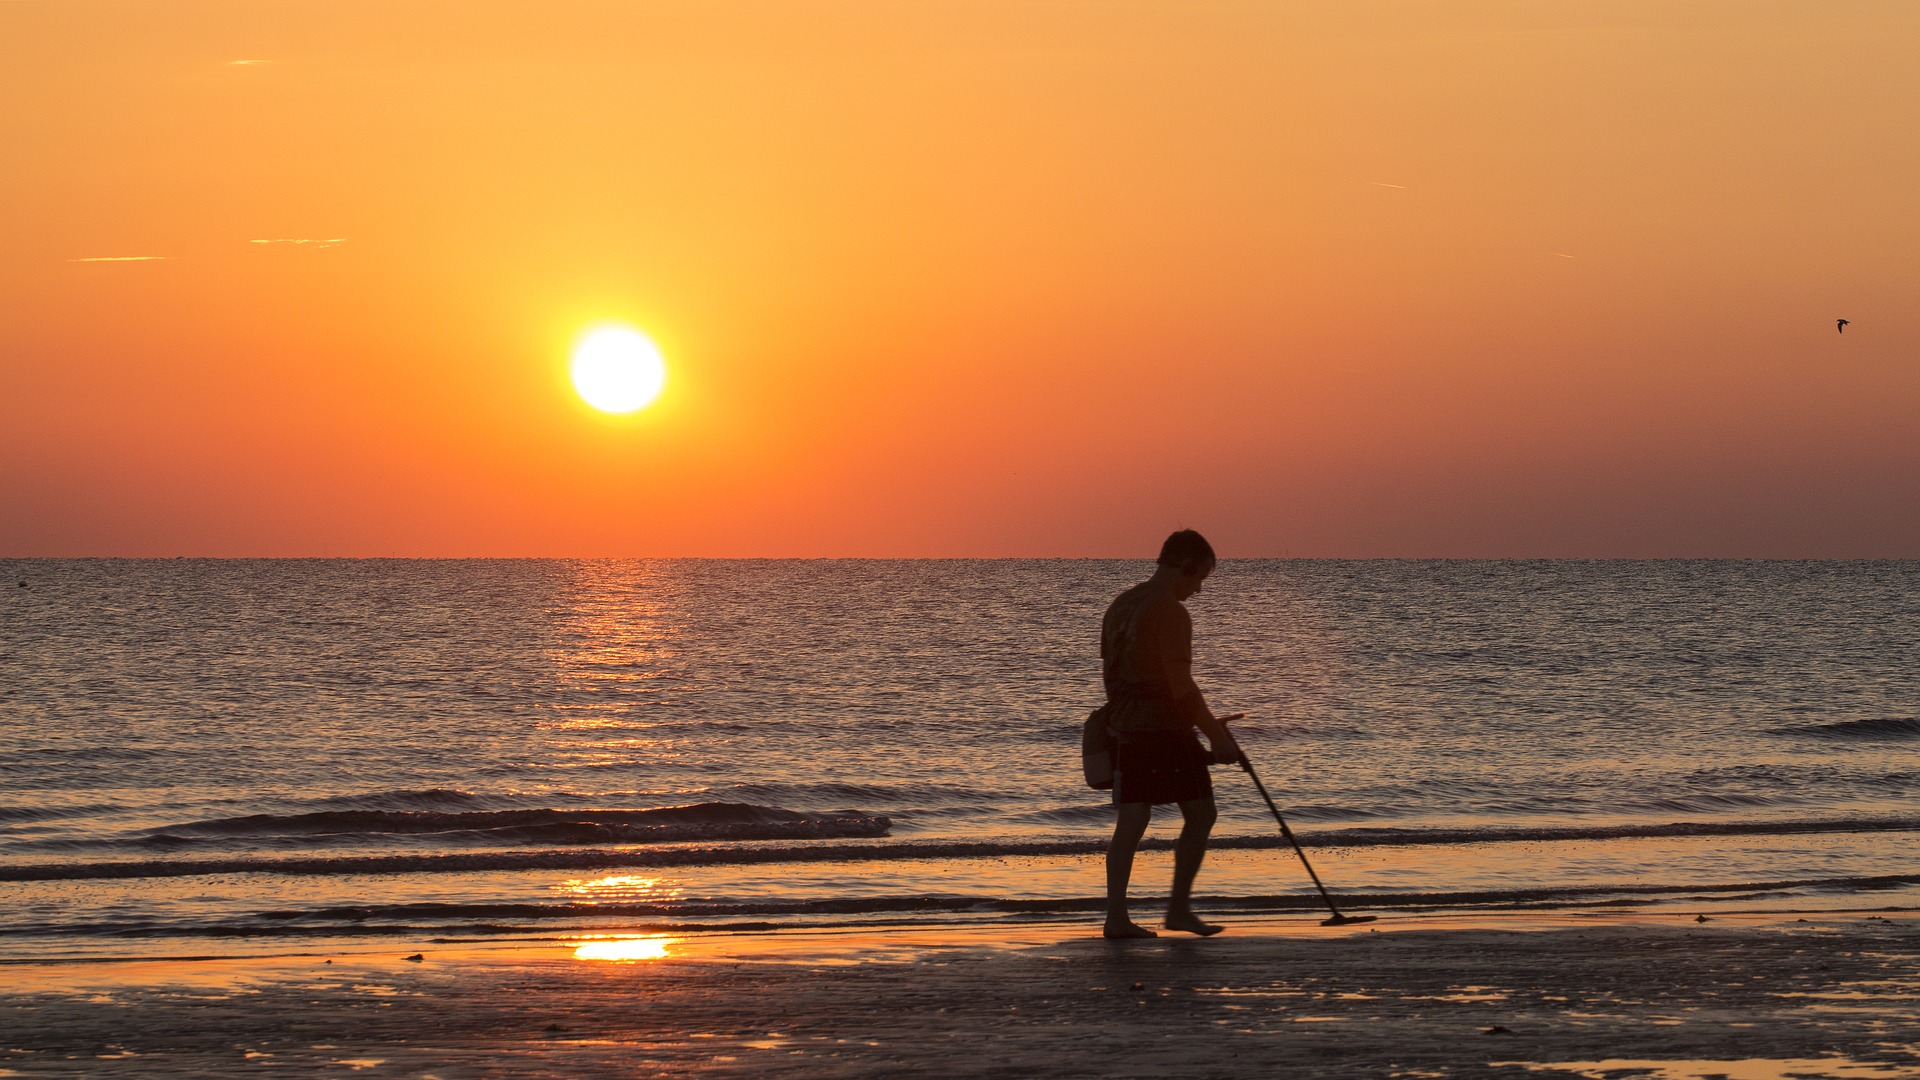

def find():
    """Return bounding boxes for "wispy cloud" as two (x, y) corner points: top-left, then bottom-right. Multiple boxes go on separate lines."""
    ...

(1372, 182), (1407, 189)
(1551, 252), (1576, 259)
(229, 59), (271, 66)
(250, 237), (348, 248)
(68, 255), (167, 262)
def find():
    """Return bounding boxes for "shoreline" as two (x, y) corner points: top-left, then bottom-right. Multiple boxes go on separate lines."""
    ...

(2, 904), (1911, 971)
(15, 814), (1920, 884)
(6, 910), (1919, 1077)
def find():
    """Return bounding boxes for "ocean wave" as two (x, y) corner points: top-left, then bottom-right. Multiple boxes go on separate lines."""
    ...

(140, 802), (889, 848)
(721, 780), (1000, 807)
(1859, 771), (1920, 794)
(1277, 803), (1391, 823)
(0, 746), (170, 776)
(0, 803), (128, 826)
(1774, 717), (1920, 740)
(6, 815), (1917, 883)
(1007, 804), (1115, 827)
(1276, 816), (1920, 849)
(1633, 792), (1789, 814)
(1682, 762), (1833, 785)
(0, 803), (895, 855)
(291, 788), (521, 813)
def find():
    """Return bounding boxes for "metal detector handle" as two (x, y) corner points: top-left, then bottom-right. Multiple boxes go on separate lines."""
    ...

(1239, 752), (1348, 919)
(1212, 712), (1248, 766)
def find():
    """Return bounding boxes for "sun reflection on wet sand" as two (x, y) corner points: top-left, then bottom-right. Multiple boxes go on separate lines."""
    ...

(1496, 1056), (1920, 1080)
(570, 935), (679, 962)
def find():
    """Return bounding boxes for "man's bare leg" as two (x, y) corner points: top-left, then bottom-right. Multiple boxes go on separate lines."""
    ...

(1164, 796), (1223, 936)
(1104, 802), (1156, 938)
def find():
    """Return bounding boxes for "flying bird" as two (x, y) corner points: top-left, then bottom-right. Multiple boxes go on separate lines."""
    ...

(1837, 319), (1849, 333)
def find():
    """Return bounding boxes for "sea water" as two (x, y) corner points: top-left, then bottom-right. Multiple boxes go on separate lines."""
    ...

(2, 559), (1915, 958)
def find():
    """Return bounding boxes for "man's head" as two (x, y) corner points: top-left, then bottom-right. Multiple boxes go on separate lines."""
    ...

(1156, 529), (1216, 597)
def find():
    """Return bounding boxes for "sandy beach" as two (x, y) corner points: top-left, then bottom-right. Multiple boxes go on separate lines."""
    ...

(6, 911), (1919, 1078)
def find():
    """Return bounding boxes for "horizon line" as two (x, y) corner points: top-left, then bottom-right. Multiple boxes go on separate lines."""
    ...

(5, 554), (1917, 563)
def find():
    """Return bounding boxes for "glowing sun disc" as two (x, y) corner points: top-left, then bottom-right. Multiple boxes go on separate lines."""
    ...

(571, 326), (666, 413)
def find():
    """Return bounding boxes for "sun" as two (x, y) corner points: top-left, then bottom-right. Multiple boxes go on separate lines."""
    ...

(571, 325), (666, 414)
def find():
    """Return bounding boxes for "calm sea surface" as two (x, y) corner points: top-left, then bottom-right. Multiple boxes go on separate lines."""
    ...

(2, 559), (1916, 957)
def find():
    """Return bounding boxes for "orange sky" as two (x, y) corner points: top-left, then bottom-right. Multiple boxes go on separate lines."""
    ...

(3, 1), (1916, 557)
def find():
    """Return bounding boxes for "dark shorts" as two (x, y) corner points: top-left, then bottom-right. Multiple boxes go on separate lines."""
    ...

(1112, 728), (1213, 806)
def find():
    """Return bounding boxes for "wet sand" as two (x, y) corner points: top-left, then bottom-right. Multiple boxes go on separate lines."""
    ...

(4, 912), (1919, 1078)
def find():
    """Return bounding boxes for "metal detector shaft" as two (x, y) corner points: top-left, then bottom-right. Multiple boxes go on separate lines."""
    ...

(1238, 755), (1356, 922)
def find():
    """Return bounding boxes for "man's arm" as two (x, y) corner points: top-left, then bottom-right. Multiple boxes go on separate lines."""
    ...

(1159, 602), (1243, 763)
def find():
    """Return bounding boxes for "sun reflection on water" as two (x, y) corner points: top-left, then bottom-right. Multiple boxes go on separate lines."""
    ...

(549, 562), (678, 725)
(554, 874), (681, 901)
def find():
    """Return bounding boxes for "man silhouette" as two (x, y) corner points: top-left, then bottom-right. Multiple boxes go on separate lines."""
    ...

(1098, 529), (1243, 938)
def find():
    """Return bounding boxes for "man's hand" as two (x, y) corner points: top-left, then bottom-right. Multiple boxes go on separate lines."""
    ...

(1210, 713), (1246, 764)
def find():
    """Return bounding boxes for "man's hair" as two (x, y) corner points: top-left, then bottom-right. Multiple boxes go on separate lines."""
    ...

(1157, 529), (1216, 571)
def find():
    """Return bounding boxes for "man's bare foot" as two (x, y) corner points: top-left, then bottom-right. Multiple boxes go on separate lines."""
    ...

(1103, 918), (1159, 939)
(1163, 913), (1225, 936)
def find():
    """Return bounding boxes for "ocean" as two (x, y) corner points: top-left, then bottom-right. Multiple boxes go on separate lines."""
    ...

(2, 559), (1916, 959)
